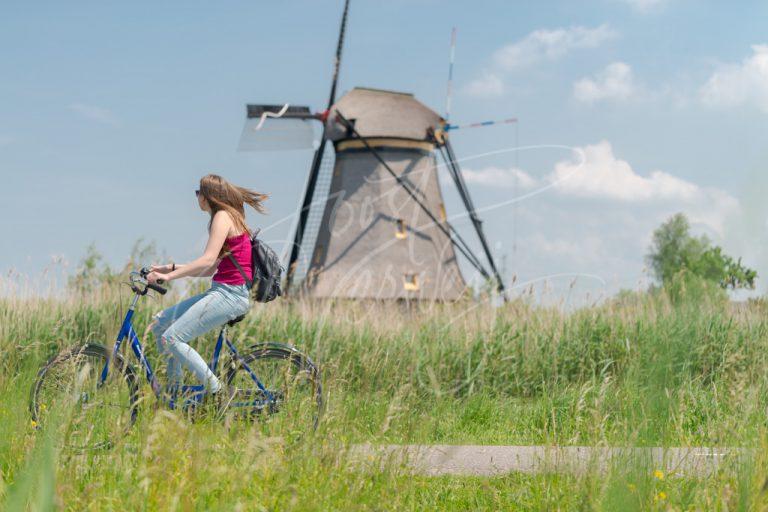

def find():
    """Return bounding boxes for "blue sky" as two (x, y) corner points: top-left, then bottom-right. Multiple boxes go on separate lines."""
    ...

(2, 0), (767, 302)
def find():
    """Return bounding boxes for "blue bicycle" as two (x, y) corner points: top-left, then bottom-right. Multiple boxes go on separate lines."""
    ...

(29, 268), (322, 449)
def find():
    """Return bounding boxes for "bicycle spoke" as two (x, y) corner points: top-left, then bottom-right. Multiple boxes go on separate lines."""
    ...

(31, 344), (138, 451)
(225, 345), (322, 438)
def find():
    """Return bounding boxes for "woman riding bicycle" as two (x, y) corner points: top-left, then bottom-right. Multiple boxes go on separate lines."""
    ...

(146, 174), (266, 396)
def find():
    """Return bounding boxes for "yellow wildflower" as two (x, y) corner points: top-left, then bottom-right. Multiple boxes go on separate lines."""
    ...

(30, 420), (38, 428)
(653, 469), (664, 480)
(654, 491), (667, 501)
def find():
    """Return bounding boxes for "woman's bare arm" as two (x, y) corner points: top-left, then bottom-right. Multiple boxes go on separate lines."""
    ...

(197, 261), (220, 277)
(151, 260), (219, 277)
(153, 261), (219, 277)
(147, 211), (231, 284)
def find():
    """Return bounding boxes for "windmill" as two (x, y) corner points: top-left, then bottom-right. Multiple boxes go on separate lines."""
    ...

(239, 0), (507, 300)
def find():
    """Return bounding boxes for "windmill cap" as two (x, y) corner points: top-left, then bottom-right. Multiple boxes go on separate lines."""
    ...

(327, 87), (443, 142)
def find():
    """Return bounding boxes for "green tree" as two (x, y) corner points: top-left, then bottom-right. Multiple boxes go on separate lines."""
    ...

(646, 213), (757, 290)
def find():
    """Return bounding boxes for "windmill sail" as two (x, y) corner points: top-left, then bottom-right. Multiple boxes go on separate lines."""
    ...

(238, 104), (317, 151)
(285, 0), (351, 291)
(290, 144), (336, 285)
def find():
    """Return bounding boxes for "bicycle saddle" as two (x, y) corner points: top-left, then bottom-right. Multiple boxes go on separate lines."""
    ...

(227, 314), (247, 326)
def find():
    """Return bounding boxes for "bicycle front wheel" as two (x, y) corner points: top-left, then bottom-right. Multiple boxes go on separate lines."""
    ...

(30, 343), (139, 450)
(224, 342), (322, 436)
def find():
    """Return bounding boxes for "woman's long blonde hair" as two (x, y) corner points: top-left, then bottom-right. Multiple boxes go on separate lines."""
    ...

(198, 174), (268, 256)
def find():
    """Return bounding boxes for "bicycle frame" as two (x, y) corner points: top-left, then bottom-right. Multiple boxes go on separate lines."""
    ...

(101, 290), (275, 410)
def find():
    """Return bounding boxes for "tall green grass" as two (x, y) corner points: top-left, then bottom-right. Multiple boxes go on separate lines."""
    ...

(2, 278), (768, 510)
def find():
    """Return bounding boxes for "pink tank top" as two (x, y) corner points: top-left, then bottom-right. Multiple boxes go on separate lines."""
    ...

(212, 233), (252, 285)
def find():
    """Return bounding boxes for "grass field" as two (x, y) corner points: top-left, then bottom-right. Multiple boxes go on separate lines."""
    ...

(2, 277), (768, 510)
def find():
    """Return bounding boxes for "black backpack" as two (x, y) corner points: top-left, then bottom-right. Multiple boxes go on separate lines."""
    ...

(227, 229), (283, 303)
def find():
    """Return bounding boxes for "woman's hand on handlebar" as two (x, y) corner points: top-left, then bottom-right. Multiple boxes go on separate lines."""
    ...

(146, 271), (168, 285)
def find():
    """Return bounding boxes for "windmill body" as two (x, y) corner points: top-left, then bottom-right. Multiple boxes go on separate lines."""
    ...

(302, 87), (466, 300)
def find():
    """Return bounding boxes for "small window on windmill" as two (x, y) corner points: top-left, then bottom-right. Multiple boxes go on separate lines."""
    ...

(403, 273), (419, 291)
(395, 219), (407, 239)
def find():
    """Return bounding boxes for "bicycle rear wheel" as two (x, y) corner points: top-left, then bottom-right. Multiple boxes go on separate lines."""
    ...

(224, 342), (322, 437)
(29, 343), (139, 450)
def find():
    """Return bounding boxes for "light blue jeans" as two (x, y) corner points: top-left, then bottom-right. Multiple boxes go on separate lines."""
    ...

(151, 282), (250, 393)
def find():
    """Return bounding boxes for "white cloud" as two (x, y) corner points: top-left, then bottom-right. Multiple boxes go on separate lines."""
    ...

(618, 0), (668, 13)
(465, 72), (505, 98)
(548, 140), (739, 235)
(68, 103), (119, 126)
(465, 25), (617, 98)
(493, 24), (617, 70)
(700, 44), (768, 112)
(454, 143), (737, 236)
(463, 166), (537, 189)
(551, 141), (695, 201)
(573, 62), (637, 104)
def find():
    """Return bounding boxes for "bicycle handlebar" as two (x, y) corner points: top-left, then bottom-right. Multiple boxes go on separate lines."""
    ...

(137, 267), (168, 295)
(147, 283), (167, 295)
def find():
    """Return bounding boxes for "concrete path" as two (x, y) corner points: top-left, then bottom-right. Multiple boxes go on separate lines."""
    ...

(349, 444), (744, 478)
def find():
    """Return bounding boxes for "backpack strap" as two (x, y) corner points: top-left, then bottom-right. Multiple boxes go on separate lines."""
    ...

(226, 227), (259, 288)
(227, 253), (253, 289)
